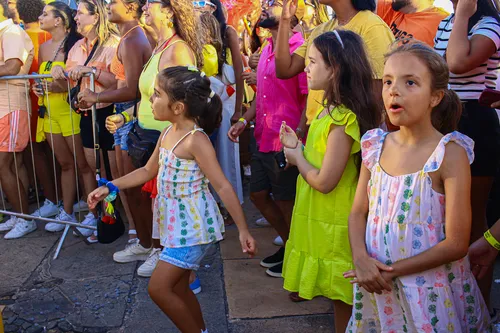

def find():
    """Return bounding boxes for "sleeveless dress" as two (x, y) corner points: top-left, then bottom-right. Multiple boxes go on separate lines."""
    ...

(152, 126), (225, 248)
(282, 105), (359, 304)
(347, 129), (493, 333)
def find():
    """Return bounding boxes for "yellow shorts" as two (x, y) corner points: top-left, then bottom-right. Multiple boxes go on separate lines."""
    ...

(36, 95), (80, 142)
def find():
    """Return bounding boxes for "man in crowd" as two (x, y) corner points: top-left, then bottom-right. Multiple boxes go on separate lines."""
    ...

(228, 0), (308, 277)
(0, 0), (35, 239)
(376, 0), (448, 46)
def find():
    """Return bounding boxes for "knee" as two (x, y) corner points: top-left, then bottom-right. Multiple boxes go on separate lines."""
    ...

(250, 191), (270, 206)
(148, 279), (169, 303)
(59, 159), (75, 172)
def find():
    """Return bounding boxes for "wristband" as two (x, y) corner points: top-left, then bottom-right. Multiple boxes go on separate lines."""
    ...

(484, 229), (500, 251)
(96, 92), (101, 104)
(122, 111), (131, 123)
(238, 117), (248, 126)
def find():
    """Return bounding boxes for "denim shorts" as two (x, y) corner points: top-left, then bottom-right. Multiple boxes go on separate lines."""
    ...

(159, 243), (215, 270)
(112, 101), (136, 151)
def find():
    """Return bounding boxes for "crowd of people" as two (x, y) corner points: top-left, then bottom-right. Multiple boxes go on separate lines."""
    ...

(0, 0), (500, 331)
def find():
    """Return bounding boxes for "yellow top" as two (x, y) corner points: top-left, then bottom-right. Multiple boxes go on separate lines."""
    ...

(202, 44), (218, 77)
(294, 11), (394, 123)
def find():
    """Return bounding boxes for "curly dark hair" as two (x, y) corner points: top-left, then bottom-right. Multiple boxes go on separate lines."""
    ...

(17, 0), (45, 23)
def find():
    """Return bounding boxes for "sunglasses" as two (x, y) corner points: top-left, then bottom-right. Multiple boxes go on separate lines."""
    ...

(264, 0), (282, 7)
(193, 1), (216, 9)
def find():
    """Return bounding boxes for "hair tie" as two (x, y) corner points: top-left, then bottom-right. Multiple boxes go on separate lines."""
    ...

(209, 90), (215, 98)
(333, 30), (344, 49)
(200, 71), (206, 78)
(187, 65), (198, 72)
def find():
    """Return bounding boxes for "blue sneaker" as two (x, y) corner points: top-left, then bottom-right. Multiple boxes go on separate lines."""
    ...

(190, 277), (202, 295)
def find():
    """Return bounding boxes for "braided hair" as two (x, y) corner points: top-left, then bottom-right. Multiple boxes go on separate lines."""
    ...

(157, 66), (222, 134)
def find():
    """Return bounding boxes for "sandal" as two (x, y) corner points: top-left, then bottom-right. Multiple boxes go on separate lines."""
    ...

(289, 292), (307, 303)
(86, 231), (98, 244)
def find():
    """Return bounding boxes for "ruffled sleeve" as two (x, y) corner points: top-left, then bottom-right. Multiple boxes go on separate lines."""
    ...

(330, 105), (361, 155)
(423, 131), (475, 173)
(361, 128), (387, 171)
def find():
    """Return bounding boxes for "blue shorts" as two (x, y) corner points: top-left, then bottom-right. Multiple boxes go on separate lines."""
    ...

(113, 101), (136, 151)
(159, 243), (215, 270)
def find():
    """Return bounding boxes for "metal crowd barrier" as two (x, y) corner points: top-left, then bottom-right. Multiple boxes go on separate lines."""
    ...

(0, 73), (98, 259)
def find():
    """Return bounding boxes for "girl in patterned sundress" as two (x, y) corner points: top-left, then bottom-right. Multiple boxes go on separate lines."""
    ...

(344, 42), (494, 332)
(88, 66), (256, 333)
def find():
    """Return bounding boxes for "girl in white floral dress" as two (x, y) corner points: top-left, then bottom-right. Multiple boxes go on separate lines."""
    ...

(344, 42), (494, 332)
(88, 66), (256, 333)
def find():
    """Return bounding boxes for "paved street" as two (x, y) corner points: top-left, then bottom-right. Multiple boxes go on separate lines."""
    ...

(1, 191), (499, 333)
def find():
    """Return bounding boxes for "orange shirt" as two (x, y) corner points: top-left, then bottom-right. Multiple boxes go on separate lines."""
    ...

(377, 0), (448, 47)
(66, 35), (119, 109)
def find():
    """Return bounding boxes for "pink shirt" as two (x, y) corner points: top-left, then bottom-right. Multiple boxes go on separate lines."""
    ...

(254, 32), (307, 153)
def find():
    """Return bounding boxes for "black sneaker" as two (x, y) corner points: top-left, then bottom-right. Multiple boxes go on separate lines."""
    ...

(260, 247), (285, 268)
(266, 262), (283, 278)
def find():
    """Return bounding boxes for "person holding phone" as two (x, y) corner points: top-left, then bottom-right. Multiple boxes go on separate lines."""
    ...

(228, 0), (307, 278)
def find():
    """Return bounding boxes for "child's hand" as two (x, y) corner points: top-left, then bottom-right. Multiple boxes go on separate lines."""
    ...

(280, 121), (299, 149)
(468, 236), (498, 280)
(87, 186), (110, 209)
(106, 114), (124, 134)
(283, 144), (303, 166)
(239, 230), (257, 258)
(345, 256), (394, 294)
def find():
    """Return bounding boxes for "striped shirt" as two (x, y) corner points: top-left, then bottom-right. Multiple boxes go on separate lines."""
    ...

(434, 15), (500, 100)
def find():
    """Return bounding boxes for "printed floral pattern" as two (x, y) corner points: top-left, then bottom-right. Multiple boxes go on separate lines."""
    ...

(152, 127), (224, 248)
(347, 129), (493, 333)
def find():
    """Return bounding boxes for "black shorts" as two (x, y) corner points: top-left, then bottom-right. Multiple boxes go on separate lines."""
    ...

(250, 150), (299, 201)
(458, 101), (500, 177)
(80, 104), (115, 151)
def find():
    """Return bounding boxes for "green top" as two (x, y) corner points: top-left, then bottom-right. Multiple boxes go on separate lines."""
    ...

(282, 104), (360, 305)
(138, 40), (193, 131)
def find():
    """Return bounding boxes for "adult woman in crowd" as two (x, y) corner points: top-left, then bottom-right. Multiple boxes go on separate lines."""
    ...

(209, 0), (245, 216)
(434, 0), (500, 309)
(16, 0), (57, 220)
(33, 2), (95, 232)
(106, 0), (202, 278)
(51, 0), (119, 235)
(77, 0), (152, 243)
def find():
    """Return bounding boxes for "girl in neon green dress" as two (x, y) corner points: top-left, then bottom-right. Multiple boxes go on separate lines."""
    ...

(279, 30), (382, 332)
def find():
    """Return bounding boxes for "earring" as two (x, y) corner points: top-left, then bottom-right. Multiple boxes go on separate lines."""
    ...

(167, 19), (173, 29)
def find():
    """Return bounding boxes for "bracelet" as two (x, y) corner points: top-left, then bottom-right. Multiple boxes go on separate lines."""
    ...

(484, 229), (500, 251)
(97, 68), (102, 80)
(122, 111), (131, 123)
(238, 117), (248, 126)
(96, 92), (101, 104)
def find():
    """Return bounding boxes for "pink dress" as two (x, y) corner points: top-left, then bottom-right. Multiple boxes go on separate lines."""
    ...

(347, 129), (493, 333)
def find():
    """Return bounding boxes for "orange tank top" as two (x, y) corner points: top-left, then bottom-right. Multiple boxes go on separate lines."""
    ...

(111, 25), (143, 81)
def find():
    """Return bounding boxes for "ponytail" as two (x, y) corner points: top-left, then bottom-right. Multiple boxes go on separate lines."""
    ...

(198, 93), (223, 135)
(157, 66), (222, 135)
(431, 89), (462, 135)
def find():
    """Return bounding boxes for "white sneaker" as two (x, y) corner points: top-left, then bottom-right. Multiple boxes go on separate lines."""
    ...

(45, 209), (76, 232)
(0, 216), (17, 232)
(137, 248), (161, 277)
(73, 200), (89, 213)
(32, 199), (59, 218)
(4, 218), (37, 239)
(113, 239), (152, 263)
(74, 212), (98, 237)
(273, 236), (284, 246)
(255, 217), (271, 227)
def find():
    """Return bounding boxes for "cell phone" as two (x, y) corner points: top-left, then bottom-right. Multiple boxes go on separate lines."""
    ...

(274, 150), (287, 169)
(33, 74), (44, 94)
(479, 89), (500, 107)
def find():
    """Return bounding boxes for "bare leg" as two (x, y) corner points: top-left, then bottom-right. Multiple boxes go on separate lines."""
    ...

(13, 153), (29, 196)
(46, 134), (77, 214)
(275, 200), (294, 229)
(22, 146), (36, 191)
(33, 142), (58, 204)
(333, 300), (352, 333)
(122, 153), (153, 249)
(0, 152), (28, 214)
(69, 139), (96, 210)
(148, 261), (205, 332)
(250, 190), (290, 243)
(470, 176), (495, 308)
(116, 147), (136, 238)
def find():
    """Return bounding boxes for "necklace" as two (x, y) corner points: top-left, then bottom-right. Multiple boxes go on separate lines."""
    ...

(44, 35), (68, 72)
(154, 33), (177, 54)
(335, 11), (357, 26)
